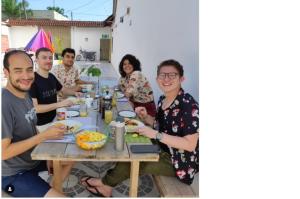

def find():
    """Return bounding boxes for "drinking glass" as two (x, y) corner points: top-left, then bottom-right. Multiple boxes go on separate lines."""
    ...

(104, 109), (113, 124)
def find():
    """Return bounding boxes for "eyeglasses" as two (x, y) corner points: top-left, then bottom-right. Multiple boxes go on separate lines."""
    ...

(157, 72), (178, 80)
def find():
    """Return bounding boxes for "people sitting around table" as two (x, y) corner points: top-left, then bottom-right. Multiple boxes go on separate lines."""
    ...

(117, 54), (156, 117)
(52, 48), (95, 92)
(2, 50), (72, 197)
(29, 47), (82, 126)
(80, 59), (199, 197)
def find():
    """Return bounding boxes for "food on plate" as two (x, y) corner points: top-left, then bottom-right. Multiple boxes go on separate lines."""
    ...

(124, 118), (138, 126)
(76, 131), (107, 150)
(132, 133), (138, 138)
(68, 97), (85, 104)
(124, 118), (144, 133)
(53, 123), (66, 128)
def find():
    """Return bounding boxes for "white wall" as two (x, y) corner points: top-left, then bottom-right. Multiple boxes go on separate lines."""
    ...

(111, 0), (199, 103)
(71, 27), (111, 61)
(9, 26), (38, 49)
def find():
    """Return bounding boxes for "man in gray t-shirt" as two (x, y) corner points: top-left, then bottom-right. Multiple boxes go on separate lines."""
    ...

(1, 50), (69, 197)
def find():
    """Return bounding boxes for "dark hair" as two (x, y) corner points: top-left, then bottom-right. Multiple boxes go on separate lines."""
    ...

(119, 54), (141, 77)
(157, 59), (184, 77)
(3, 50), (33, 70)
(62, 48), (75, 57)
(35, 47), (52, 58)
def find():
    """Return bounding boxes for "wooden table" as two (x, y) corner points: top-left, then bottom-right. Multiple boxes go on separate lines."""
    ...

(31, 100), (159, 197)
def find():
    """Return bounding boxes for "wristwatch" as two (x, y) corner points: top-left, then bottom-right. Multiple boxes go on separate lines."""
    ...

(156, 132), (163, 141)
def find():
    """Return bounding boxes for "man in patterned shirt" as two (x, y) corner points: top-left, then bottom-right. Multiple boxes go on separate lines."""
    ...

(52, 48), (94, 91)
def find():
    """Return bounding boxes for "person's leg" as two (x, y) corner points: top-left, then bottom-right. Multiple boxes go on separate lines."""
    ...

(47, 160), (75, 186)
(61, 161), (75, 182)
(82, 152), (175, 197)
(44, 188), (66, 197)
(139, 151), (175, 177)
(1, 168), (65, 197)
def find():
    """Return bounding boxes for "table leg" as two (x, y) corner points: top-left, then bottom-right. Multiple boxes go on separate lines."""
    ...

(52, 160), (63, 193)
(129, 161), (140, 197)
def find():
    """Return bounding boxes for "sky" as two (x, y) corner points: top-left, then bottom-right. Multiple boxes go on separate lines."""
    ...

(27, 0), (113, 21)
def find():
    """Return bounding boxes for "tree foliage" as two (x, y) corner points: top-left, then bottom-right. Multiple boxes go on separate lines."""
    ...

(2, 0), (32, 20)
(47, 6), (68, 17)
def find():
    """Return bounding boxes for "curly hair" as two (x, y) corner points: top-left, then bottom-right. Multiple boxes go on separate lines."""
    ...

(118, 54), (141, 77)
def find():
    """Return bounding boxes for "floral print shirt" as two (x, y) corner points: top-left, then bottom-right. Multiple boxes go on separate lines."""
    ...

(119, 71), (154, 103)
(155, 88), (199, 185)
(52, 64), (79, 88)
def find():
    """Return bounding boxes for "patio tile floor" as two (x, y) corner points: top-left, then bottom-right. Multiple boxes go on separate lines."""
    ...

(39, 162), (160, 197)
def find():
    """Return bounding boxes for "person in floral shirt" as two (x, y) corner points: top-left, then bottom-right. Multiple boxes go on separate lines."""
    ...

(118, 54), (156, 117)
(79, 59), (198, 197)
(52, 48), (94, 91)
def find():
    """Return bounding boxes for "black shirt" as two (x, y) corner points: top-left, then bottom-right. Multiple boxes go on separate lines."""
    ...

(155, 88), (199, 185)
(29, 72), (62, 125)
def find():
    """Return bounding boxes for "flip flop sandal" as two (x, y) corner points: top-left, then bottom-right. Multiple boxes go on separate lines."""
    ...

(80, 176), (104, 197)
(80, 176), (97, 188)
(86, 186), (105, 197)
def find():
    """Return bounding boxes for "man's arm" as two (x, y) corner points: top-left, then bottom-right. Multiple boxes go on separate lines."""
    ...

(60, 87), (82, 97)
(2, 126), (66, 160)
(32, 98), (73, 113)
(75, 79), (94, 85)
(138, 127), (199, 152)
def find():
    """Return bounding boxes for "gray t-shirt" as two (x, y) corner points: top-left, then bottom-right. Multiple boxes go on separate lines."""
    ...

(2, 88), (40, 176)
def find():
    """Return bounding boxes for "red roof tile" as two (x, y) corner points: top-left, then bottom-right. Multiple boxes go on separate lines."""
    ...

(6, 19), (111, 27)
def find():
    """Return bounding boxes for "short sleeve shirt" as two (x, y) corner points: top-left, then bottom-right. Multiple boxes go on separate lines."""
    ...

(155, 88), (199, 185)
(52, 64), (79, 88)
(118, 71), (154, 103)
(2, 89), (40, 176)
(29, 72), (62, 125)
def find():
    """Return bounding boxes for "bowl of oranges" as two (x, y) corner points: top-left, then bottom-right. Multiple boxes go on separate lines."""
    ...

(76, 130), (107, 150)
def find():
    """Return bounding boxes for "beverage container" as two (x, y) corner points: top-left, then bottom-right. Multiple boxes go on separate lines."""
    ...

(57, 108), (66, 120)
(98, 97), (103, 113)
(85, 97), (93, 109)
(102, 90), (112, 119)
(104, 109), (113, 124)
(115, 122), (125, 151)
(79, 104), (88, 117)
(111, 92), (116, 107)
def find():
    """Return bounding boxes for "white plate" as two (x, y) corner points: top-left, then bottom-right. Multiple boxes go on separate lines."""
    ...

(125, 119), (145, 132)
(115, 92), (125, 99)
(118, 110), (136, 118)
(69, 104), (80, 110)
(53, 120), (82, 134)
(67, 111), (79, 117)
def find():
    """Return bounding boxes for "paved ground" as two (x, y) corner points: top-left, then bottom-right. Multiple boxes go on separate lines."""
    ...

(39, 162), (160, 197)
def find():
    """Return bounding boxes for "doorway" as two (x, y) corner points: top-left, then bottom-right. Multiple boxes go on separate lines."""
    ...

(100, 39), (111, 61)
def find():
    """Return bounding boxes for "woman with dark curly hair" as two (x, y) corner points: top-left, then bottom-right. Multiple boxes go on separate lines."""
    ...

(118, 54), (156, 117)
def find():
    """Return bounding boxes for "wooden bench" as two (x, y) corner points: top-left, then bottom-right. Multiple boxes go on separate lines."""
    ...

(153, 175), (198, 197)
(2, 191), (12, 198)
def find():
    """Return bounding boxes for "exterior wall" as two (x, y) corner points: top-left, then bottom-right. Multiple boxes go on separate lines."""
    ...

(9, 26), (38, 49)
(31, 10), (69, 20)
(1, 24), (10, 52)
(42, 26), (71, 54)
(71, 27), (111, 61)
(111, 0), (199, 102)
